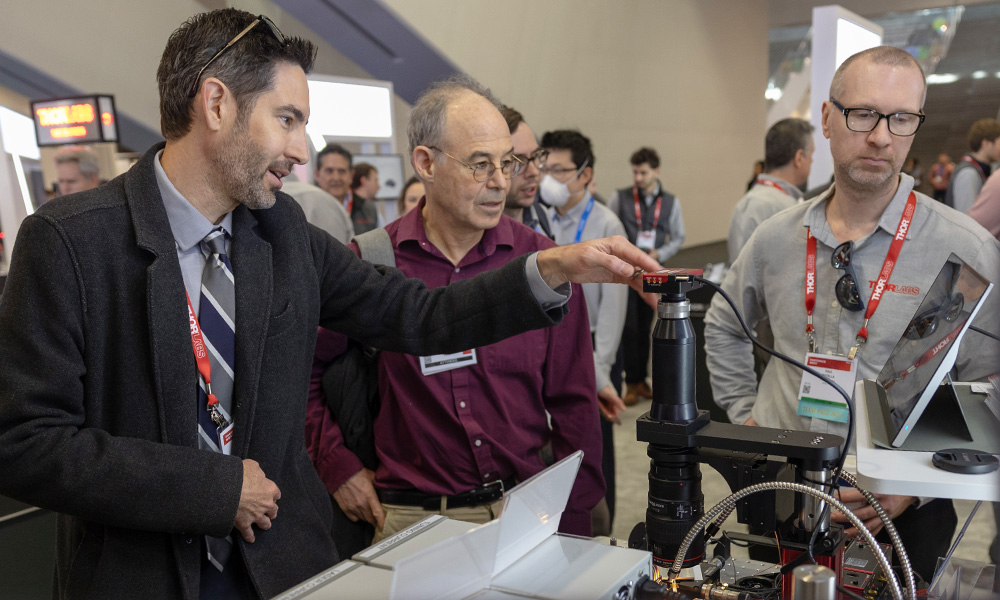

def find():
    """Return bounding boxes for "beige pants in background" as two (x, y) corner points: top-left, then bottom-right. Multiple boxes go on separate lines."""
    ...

(372, 499), (505, 543)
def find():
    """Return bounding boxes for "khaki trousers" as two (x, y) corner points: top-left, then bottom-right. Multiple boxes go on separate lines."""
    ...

(372, 499), (505, 543)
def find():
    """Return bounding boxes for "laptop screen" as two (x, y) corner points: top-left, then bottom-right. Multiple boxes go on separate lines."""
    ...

(874, 254), (992, 443)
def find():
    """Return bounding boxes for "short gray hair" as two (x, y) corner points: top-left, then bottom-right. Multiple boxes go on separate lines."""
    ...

(407, 73), (503, 158)
(829, 46), (925, 105)
(54, 146), (100, 177)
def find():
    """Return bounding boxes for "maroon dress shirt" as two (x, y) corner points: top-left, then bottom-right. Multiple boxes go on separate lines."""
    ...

(306, 202), (604, 535)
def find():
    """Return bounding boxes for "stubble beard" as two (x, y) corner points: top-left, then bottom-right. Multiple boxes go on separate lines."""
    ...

(841, 158), (901, 195)
(211, 119), (278, 211)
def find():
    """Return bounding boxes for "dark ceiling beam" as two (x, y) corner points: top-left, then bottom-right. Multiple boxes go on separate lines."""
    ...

(273, 0), (460, 105)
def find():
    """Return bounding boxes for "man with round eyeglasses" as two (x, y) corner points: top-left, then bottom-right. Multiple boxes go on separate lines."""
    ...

(308, 74), (605, 546)
(501, 105), (554, 239)
(704, 45), (1000, 582)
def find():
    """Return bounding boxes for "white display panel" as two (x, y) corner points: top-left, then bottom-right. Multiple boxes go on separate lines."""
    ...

(835, 18), (883, 69)
(808, 6), (883, 190)
(306, 75), (395, 149)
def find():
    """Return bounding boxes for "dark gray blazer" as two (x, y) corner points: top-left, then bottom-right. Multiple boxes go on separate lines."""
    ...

(0, 143), (564, 599)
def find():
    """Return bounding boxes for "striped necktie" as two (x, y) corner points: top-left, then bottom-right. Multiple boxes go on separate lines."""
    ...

(197, 227), (236, 572)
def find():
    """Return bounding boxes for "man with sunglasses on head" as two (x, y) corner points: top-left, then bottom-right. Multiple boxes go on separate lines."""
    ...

(500, 105), (553, 239)
(704, 46), (1000, 582)
(308, 76), (605, 545)
(0, 10), (659, 600)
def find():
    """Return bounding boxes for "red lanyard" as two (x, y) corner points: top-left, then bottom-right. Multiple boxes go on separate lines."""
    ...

(805, 192), (917, 357)
(633, 186), (661, 231)
(755, 178), (791, 196)
(186, 292), (223, 416)
(344, 190), (354, 216)
(804, 230), (817, 351)
(855, 192), (917, 350)
(962, 155), (987, 180)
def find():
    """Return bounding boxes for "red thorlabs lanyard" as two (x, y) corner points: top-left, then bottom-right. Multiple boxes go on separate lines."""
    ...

(185, 291), (227, 427)
(804, 191), (917, 357)
(804, 230), (817, 352)
(633, 186), (661, 230)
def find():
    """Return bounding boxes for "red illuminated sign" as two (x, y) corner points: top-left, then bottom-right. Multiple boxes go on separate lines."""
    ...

(31, 95), (118, 146)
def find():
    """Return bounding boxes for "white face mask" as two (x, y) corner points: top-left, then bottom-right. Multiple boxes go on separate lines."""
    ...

(540, 157), (590, 207)
(540, 174), (572, 207)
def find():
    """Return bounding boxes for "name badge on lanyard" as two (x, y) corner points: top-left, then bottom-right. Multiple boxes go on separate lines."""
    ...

(420, 349), (477, 376)
(634, 187), (661, 250)
(796, 352), (857, 423)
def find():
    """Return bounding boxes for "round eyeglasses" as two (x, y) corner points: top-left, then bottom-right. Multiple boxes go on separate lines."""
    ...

(830, 99), (925, 137)
(429, 147), (524, 182)
(513, 148), (549, 171)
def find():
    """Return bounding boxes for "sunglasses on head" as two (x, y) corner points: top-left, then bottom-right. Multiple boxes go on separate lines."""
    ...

(187, 15), (287, 98)
(831, 241), (865, 312)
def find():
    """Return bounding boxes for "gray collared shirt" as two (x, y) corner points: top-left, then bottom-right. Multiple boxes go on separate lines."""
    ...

(547, 195), (628, 392)
(153, 150), (233, 318)
(704, 173), (1000, 439)
(728, 174), (804, 264)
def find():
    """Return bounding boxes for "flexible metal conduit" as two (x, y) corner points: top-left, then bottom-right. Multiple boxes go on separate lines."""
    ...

(666, 481), (904, 600)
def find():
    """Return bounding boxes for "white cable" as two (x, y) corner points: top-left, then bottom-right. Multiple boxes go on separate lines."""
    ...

(667, 481), (904, 600)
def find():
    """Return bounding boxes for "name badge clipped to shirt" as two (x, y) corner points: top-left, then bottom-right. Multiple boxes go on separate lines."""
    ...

(420, 349), (477, 376)
(217, 422), (235, 455)
(636, 229), (657, 250)
(796, 352), (858, 423)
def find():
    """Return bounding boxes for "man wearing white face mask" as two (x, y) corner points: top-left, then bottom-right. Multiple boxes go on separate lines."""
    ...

(540, 129), (627, 535)
(608, 147), (686, 405)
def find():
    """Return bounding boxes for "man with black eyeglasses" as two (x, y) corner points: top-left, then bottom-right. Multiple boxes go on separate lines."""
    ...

(500, 105), (554, 239)
(704, 46), (1000, 582)
(0, 10), (659, 600)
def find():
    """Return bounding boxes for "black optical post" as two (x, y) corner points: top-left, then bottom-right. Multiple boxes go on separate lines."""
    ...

(631, 270), (846, 573)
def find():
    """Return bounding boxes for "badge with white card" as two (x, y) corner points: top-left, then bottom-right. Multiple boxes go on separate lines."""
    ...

(217, 423), (234, 455)
(636, 230), (656, 250)
(420, 349), (477, 376)
(796, 352), (858, 423)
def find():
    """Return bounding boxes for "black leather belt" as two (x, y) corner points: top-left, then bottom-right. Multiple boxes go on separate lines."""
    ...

(378, 477), (517, 511)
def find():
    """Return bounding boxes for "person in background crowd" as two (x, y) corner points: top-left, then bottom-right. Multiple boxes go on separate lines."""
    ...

(967, 169), (1000, 240)
(351, 163), (381, 208)
(608, 147), (685, 406)
(728, 118), (814, 264)
(396, 175), (424, 218)
(315, 144), (380, 234)
(308, 75), (607, 545)
(746, 159), (765, 192)
(54, 145), (101, 196)
(945, 118), (1000, 212)
(500, 105), (553, 239)
(282, 173), (354, 245)
(903, 156), (922, 189)
(705, 46), (1000, 582)
(929, 152), (953, 202)
(540, 128), (627, 535)
(0, 10), (660, 599)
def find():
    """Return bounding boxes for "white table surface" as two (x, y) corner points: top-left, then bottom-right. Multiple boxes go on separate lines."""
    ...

(854, 380), (1000, 501)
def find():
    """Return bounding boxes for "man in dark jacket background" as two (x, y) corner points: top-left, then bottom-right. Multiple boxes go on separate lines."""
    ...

(0, 8), (659, 600)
